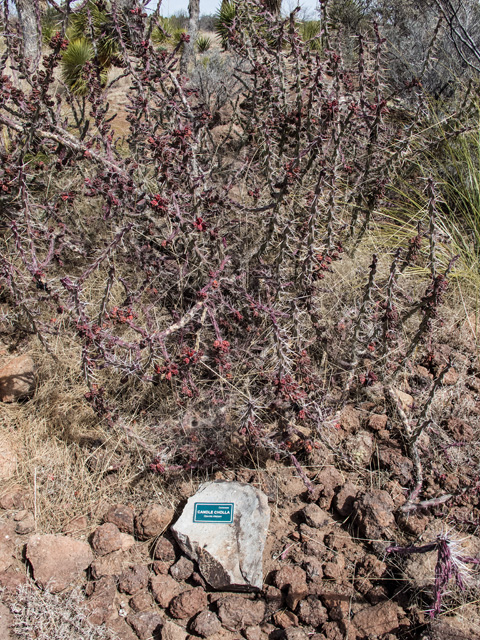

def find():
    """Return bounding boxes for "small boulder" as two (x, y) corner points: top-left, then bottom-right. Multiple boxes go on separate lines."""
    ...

(283, 629), (308, 640)
(153, 537), (176, 562)
(162, 619), (189, 640)
(299, 524), (327, 557)
(127, 610), (164, 640)
(302, 504), (330, 529)
(323, 555), (345, 582)
(129, 589), (153, 613)
(273, 610), (298, 629)
(107, 618), (138, 640)
(191, 610), (222, 637)
(150, 574), (183, 608)
(245, 625), (266, 640)
(170, 557), (194, 582)
(315, 467), (344, 510)
(91, 523), (125, 556)
(343, 431), (373, 467)
(378, 447), (413, 485)
(62, 515), (88, 534)
(0, 486), (26, 510)
(153, 561), (171, 575)
(274, 565), (308, 609)
(169, 586), (208, 620)
(440, 366), (459, 386)
(136, 504), (173, 540)
(367, 414), (388, 432)
(264, 585), (283, 614)
(296, 596), (328, 627)
(353, 601), (401, 638)
(338, 405), (361, 433)
(118, 564), (150, 594)
(217, 596), (266, 630)
(14, 511), (35, 535)
(90, 549), (128, 579)
(333, 483), (359, 518)
(0, 355), (35, 402)
(352, 491), (395, 540)
(303, 557), (323, 583)
(104, 504), (135, 535)
(86, 575), (118, 625)
(26, 534), (93, 592)
(390, 388), (414, 412)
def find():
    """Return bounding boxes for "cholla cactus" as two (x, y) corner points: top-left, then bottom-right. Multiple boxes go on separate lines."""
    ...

(387, 532), (480, 617)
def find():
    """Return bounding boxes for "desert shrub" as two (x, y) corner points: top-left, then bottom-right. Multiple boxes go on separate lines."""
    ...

(328, 0), (370, 32)
(199, 14), (217, 32)
(169, 10), (189, 30)
(369, 0), (480, 98)
(0, 0), (471, 485)
(378, 112), (480, 283)
(189, 50), (243, 114)
(7, 582), (117, 640)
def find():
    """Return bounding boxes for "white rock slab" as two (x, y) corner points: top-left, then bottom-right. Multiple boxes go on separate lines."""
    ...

(171, 481), (270, 591)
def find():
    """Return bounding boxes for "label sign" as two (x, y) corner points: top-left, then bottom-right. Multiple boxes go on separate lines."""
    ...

(193, 502), (234, 523)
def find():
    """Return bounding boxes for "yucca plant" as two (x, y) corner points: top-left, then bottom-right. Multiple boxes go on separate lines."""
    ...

(61, 38), (107, 96)
(215, 0), (237, 49)
(377, 116), (480, 285)
(152, 17), (186, 50)
(41, 6), (62, 44)
(196, 35), (212, 53)
(67, 0), (118, 69)
(328, 0), (370, 32)
(299, 20), (322, 51)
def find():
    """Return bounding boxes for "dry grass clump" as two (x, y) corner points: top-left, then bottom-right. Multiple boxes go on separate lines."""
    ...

(0, 334), (180, 533)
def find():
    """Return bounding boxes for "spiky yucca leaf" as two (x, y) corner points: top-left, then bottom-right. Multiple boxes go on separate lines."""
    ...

(151, 17), (174, 44)
(196, 35), (212, 53)
(152, 17), (186, 50)
(377, 118), (480, 286)
(299, 20), (322, 51)
(67, 0), (118, 68)
(215, 1), (237, 49)
(41, 6), (62, 44)
(61, 38), (107, 96)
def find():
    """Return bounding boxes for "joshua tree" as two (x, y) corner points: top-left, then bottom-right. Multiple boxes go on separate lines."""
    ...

(180, 0), (200, 74)
(14, 0), (42, 72)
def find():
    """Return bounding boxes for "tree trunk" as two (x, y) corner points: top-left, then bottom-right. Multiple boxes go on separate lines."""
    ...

(15, 0), (41, 73)
(180, 0), (200, 75)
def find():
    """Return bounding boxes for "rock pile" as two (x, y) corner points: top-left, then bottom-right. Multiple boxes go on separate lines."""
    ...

(0, 475), (420, 640)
